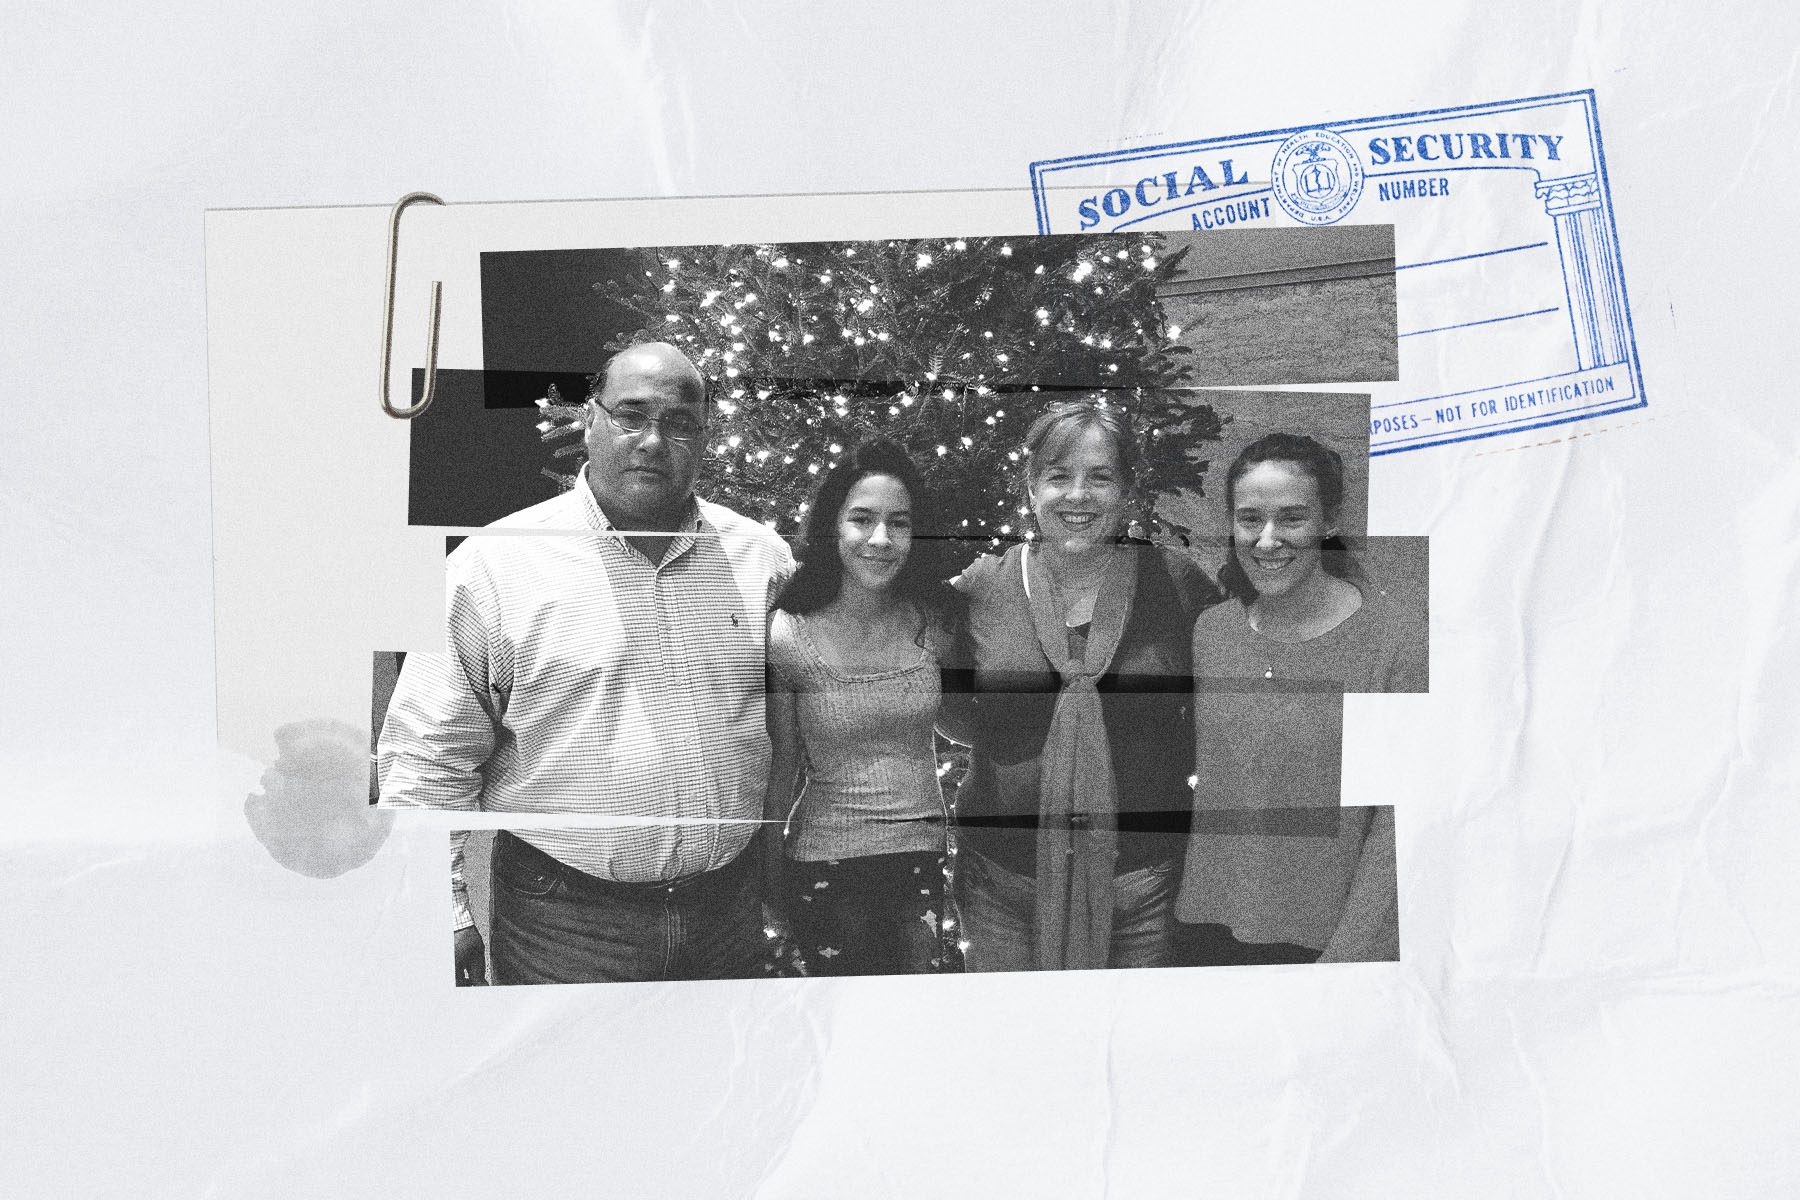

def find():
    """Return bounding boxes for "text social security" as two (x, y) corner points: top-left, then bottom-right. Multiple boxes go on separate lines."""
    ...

(1076, 158), (1252, 229)
(1075, 133), (1566, 229)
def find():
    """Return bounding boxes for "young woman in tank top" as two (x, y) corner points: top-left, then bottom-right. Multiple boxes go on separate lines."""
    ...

(764, 438), (963, 975)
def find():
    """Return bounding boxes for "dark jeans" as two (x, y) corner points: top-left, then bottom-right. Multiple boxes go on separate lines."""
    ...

(785, 850), (948, 976)
(489, 831), (767, 985)
(1174, 922), (1324, 967)
(954, 845), (1177, 972)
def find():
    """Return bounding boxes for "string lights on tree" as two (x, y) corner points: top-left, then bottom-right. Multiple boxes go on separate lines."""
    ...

(538, 233), (1227, 568)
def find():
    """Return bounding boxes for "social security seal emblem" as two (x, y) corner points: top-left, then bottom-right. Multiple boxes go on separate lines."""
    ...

(1270, 128), (1364, 225)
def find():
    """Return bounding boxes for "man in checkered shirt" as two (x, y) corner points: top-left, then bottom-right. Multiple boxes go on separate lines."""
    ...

(380, 343), (794, 985)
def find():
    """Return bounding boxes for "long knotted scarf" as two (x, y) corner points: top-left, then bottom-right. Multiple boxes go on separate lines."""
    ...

(1023, 543), (1138, 970)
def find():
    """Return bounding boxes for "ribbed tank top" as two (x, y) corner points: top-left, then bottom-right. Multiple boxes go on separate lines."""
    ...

(767, 609), (948, 861)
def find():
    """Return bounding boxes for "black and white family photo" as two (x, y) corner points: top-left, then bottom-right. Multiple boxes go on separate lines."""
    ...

(374, 229), (1428, 985)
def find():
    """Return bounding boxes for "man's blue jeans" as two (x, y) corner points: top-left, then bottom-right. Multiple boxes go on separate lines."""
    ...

(954, 845), (1177, 972)
(489, 831), (767, 984)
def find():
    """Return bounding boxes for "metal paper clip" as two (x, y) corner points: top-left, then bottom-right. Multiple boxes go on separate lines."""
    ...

(380, 192), (445, 418)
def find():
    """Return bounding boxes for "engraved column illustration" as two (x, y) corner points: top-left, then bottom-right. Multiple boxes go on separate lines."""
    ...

(1536, 174), (1628, 370)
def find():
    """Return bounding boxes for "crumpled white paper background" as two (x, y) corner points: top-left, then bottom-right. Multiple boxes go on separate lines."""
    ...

(7, 2), (1800, 1196)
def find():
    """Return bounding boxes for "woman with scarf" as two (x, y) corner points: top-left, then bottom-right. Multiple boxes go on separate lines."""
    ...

(948, 399), (1219, 972)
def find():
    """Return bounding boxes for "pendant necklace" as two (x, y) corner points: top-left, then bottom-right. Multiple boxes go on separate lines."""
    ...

(1247, 605), (1276, 679)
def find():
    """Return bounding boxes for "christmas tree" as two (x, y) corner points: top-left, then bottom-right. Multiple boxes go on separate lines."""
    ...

(538, 233), (1225, 569)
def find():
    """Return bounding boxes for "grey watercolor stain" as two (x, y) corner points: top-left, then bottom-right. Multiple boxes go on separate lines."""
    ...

(245, 719), (393, 879)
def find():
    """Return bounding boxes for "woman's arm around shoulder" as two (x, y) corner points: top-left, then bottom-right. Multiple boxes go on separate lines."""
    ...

(928, 584), (977, 747)
(948, 547), (1005, 603)
(1158, 543), (1227, 621)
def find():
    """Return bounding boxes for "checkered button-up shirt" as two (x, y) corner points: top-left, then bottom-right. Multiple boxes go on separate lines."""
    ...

(378, 474), (793, 929)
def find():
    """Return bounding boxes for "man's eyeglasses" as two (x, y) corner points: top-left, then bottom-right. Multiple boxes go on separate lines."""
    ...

(592, 398), (706, 444)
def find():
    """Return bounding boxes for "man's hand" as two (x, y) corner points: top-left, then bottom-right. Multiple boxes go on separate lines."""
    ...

(454, 925), (489, 986)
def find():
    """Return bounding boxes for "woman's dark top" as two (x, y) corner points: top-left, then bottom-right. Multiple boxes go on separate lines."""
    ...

(946, 541), (1221, 877)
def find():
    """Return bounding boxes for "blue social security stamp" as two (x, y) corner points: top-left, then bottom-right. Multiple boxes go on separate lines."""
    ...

(1270, 128), (1366, 226)
(1028, 91), (1644, 455)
